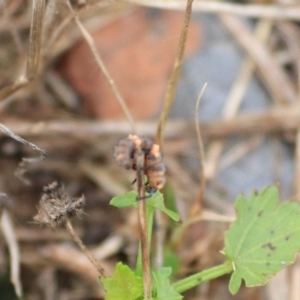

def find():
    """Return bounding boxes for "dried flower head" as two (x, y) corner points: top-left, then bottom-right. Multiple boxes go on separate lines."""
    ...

(114, 135), (166, 194)
(34, 182), (85, 228)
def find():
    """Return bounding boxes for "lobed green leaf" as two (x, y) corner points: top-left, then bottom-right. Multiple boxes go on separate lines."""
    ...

(224, 186), (300, 294)
(153, 267), (182, 300)
(101, 262), (143, 300)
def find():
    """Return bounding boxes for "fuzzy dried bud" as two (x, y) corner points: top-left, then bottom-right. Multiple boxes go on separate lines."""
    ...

(34, 182), (85, 228)
(114, 135), (166, 193)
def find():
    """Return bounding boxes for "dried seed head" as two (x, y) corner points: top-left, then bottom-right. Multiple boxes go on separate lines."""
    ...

(114, 135), (166, 193)
(34, 182), (85, 228)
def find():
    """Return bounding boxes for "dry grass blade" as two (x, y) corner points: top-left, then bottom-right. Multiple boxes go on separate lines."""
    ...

(123, 0), (300, 20)
(26, 0), (46, 79)
(276, 22), (300, 73)
(0, 0), (45, 102)
(35, 244), (105, 286)
(1, 209), (23, 297)
(3, 6), (24, 55)
(4, 104), (300, 138)
(156, 0), (194, 149)
(0, 123), (47, 157)
(171, 209), (234, 248)
(66, 0), (138, 134)
(218, 136), (263, 173)
(65, 219), (107, 278)
(220, 13), (297, 105)
(0, 76), (29, 102)
(2, 105), (300, 139)
(0, 123), (47, 184)
(205, 19), (273, 179)
(199, 106), (300, 138)
(79, 160), (128, 196)
(189, 84), (207, 216)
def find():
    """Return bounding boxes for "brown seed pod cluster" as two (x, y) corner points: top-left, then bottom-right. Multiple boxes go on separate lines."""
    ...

(114, 135), (166, 193)
(34, 182), (85, 228)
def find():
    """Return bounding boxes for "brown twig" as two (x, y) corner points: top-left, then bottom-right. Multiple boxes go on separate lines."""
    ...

(0, 0), (45, 102)
(33, 244), (105, 286)
(0, 76), (29, 102)
(34, 182), (107, 279)
(4, 105), (300, 138)
(122, 0), (300, 20)
(156, 0), (194, 150)
(66, 0), (138, 134)
(220, 13), (297, 105)
(205, 19), (273, 179)
(65, 219), (107, 278)
(2, 6), (25, 55)
(26, 0), (46, 79)
(1, 209), (23, 297)
(189, 84), (207, 216)
(218, 136), (263, 173)
(135, 146), (151, 299)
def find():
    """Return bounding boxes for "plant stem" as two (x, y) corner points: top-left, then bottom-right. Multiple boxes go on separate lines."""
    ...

(65, 219), (106, 278)
(173, 261), (233, 294)
(156, 0), (194, 150)
(135, 200), (155, 277)
(136, 147), (152, 299)
(66, 0), (138, 134)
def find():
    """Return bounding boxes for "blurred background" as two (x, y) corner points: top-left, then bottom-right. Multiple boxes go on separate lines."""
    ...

(0, 0), (300, 299)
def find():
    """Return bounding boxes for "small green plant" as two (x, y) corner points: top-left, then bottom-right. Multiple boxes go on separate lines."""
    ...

(103, 185), (300, 299)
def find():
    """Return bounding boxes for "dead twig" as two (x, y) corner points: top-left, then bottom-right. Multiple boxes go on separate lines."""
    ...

(4, 105), (300, 139)
(122, 0), (300, 20)
(205, 19), (273, 179)
(0, 0), (45, 102)
(66, 0), (138, 134)
(65, 219), (107, 277)
(189, 84), (207, 216)
(1, 209), (23, 297)
(0, 123), (47, 157)
(26, 0), (46, 79)
(34, 182), (106, 278)
(156, 0), (194, 150)
(220, 13), (297, 105)
(0, 123), (47, 184)
(135, 146), (151, 299)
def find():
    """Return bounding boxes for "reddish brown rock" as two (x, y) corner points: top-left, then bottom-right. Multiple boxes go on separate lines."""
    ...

(59, 8), (201, 120)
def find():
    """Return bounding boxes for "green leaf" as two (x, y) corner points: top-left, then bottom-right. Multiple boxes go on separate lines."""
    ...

(163, 247), (181, 277)
(101, 262), (143, 300)
(147, 191), (181, 222)
(228, 272), (242, 295)
(153, 267), (182, 300)
(110, 190), (180, 223)
(110, 191), (138, 208)
(224, 186), (300, 294)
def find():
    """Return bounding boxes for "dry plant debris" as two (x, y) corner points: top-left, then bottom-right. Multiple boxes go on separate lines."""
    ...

(34, 181), (85, 228)
(1, 0), (300, 299)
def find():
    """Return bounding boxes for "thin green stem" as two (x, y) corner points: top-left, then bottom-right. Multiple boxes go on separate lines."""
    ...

(173, 261), (233, 294)
(147, 204), (155, 246)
